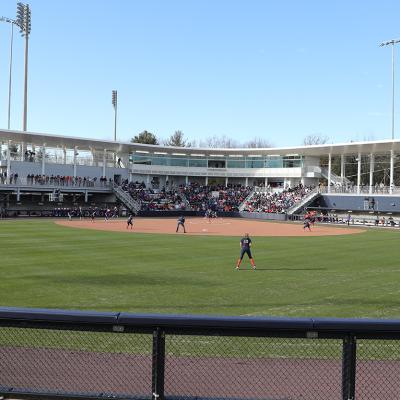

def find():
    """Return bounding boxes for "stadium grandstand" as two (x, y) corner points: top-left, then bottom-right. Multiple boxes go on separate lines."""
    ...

(1, 128), (400, 220)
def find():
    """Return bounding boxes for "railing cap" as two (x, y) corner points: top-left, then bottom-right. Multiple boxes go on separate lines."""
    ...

(0, 307), (118, 324)
(117, 312), (314, 331)
(313, 317), (400, 333)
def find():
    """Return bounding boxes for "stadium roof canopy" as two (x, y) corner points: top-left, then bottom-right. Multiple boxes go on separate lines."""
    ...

(1, 128), (400, 157)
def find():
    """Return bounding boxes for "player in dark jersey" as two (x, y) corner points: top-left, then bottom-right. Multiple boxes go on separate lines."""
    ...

(104, 208), (111, 222)
(113, 206), (119, 218)
(176, 216), (186, 233)
(91, 208), (97, 222)
(303, 215), (311, 231)
(236, 233), (256, 270)
(309, 211), (316, 227)
(126, 214), (134, 230)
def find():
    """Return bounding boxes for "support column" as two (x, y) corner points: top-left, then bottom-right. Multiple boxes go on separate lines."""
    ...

(369, 154), (374, 195)
(41, 144), (46, 175)
(245, 177), (249, 187)
(357, 152), (361, 194)
(17, 188), (20, 202)
(205, 176), (208, 185)
(342, 335), (357, 400)
(73, 146), (78, 178)
(6, 140), (11, 183)
(102, 149), (107, 177)
(146, 175), (150, 187)
(85, 190), (88, 203)
(225, 176), (228, 186)
(340, 154), (345, 186)
(264, 177), (268, 188)
(328, 153), (332, 193)
(21, 142), (25, 161)
(0, 142), (2, 161)
(152, 328), (166, 400)
(185, 176), (189, 185)
(63, 146), (67, 165)
(390, 150), (395, 194)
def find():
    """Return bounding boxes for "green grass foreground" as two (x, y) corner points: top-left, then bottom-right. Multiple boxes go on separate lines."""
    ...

(0, 219), (399, 319)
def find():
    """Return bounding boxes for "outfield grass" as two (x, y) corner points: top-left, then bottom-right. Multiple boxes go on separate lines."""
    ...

(0, 219), (399, 319)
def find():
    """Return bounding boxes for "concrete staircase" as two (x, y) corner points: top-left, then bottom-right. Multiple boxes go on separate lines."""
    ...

(113, 185), (141, 215)
(285, 187), (320, 215)
(320, 168), (351, 186)
(179, 191), (192, 211)
(239, 188), (258, 211)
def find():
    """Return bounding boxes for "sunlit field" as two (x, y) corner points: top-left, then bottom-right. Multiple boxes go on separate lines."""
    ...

(0, 219), (399, 318)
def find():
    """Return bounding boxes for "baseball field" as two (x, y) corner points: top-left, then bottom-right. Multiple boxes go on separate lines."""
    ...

(0, 217), (399, 319)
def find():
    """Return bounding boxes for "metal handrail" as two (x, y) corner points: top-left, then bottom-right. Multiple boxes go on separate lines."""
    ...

(1, 306), (400, 337)
(1, 307), (400, 400)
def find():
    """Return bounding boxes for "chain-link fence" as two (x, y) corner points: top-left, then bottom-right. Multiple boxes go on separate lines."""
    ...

(0, 309), (400, 400)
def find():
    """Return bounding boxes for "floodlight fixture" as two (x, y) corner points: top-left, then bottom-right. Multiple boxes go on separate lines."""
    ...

(380, 39), (400, 47)
(112, 90), (117, 108)
(112, 90), (118, 141)
(16, 3), (31, 37)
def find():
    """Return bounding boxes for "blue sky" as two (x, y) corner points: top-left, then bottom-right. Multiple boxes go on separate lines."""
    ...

(0, 0), (400, 147)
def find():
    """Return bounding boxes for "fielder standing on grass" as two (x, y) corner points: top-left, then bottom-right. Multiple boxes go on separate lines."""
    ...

(236, 233), (256, 270)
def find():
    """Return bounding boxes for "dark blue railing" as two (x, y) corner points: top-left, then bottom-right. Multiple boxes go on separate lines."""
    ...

(0, 307), (400, 400)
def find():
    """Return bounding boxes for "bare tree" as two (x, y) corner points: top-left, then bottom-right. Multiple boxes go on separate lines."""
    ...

(199, 135), (240, 148)
(243, 137), (273, 148)
(303, 134), (330, 146)
(163, 130), (190, 147)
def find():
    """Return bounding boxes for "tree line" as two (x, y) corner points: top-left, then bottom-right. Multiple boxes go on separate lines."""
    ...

(131, 130), (273, 148)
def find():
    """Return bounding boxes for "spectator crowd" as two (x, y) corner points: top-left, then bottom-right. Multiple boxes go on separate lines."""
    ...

(242, 185), (314, 213)
(26, 174), (112, 187)
(121, 180), (187, 211)
(120, 181), (253, 212)
(182, 183), (252, 212)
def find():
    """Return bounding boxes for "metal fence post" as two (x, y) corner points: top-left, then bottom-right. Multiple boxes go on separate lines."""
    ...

(342, 334), (357, 400)
(152, 328), (165, 400)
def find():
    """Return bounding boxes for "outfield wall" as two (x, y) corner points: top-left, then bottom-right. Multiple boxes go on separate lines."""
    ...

(313, 194), (400, 213)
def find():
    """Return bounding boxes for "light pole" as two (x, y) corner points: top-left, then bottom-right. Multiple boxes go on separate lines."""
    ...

(380, 39), (400, 140)
(16, 2), (31, 132)
(0, 16), (20, 130)
(112, 90), (118, 141)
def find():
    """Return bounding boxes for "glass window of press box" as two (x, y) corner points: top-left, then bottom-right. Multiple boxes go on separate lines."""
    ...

(130, 154), (302, 168)
(130, 154), (190, 167)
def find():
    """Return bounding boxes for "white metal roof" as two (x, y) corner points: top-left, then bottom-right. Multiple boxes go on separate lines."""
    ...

(1, 128), (400, 157)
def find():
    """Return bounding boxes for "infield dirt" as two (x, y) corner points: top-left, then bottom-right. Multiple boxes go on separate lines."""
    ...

(56, 217), (365, 237)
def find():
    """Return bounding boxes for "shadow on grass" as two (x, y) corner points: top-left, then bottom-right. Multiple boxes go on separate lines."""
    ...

(36, 273), (218, 287)
(235, 268), (326, 271)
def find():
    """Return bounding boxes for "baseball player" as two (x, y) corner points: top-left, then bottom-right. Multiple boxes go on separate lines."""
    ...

(126, 214), (134, 230)
(236, 233), (256, 270)
(303, 215), (311, 231)
(176, 215), (186, 233)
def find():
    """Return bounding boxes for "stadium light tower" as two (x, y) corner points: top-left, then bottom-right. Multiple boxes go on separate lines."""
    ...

(0, 16), (20, 130)
(112, 90), (118, 141)
(380, 38), (400, 140)
(16, 2), (31, 132)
